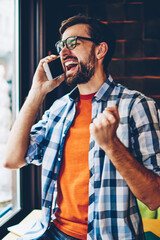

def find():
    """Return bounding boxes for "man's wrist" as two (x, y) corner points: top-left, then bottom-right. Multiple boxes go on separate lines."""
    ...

(28, 88), (46, 105)
(102, 137), (122, 156)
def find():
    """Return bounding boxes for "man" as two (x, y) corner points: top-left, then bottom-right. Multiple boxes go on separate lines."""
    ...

(4, 15), (160, 240)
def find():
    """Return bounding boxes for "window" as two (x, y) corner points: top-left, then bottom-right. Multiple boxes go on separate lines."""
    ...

(0, 0), (20, 226)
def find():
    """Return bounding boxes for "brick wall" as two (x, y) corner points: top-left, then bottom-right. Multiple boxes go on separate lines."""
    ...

(63, 0), (160, 107)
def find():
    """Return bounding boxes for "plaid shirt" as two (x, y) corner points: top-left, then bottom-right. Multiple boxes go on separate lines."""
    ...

(20, 75), (160, 240)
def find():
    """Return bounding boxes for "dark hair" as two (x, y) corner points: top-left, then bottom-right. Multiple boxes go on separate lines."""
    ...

(59, 15), (116, 74)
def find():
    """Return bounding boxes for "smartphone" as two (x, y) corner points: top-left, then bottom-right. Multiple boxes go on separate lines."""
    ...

(43, 57), (64, 80)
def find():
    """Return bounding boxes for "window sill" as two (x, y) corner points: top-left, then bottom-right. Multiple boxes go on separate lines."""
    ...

(2, 211), (160, 239)
(2, 209), (41, 240)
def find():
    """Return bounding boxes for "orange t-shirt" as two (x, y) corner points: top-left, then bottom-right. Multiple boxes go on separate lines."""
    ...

(53, 93), (95, 240)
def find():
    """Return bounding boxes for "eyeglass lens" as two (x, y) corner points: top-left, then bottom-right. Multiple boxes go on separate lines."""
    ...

(56, 36), (77, 54)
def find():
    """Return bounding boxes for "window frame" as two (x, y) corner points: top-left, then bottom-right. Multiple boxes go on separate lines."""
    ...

(0, 0), (43, 238)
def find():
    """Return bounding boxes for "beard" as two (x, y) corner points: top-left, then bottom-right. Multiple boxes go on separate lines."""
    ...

(65, 45), (96, 87)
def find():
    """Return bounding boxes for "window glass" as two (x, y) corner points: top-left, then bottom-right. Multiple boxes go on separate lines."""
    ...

(0, 0), (20, 225)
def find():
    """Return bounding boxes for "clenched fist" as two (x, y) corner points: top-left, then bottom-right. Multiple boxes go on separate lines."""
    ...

(89, 106), (120, 152)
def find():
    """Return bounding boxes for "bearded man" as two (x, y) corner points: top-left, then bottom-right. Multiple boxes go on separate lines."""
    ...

(4, 15), (160, 240)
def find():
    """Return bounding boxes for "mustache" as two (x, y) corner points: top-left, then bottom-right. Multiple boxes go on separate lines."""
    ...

(63, 56), (78, 61)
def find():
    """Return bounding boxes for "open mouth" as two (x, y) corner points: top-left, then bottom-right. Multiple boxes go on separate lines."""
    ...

(64, 60), (78, 73)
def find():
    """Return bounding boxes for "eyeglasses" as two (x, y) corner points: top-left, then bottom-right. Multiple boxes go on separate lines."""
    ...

(55, 36), (99, 54)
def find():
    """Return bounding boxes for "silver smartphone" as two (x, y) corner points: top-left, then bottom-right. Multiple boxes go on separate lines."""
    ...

(43, 56), (64, 80)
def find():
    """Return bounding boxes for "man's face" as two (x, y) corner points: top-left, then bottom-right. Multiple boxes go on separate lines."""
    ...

(59, 24), (97, 87)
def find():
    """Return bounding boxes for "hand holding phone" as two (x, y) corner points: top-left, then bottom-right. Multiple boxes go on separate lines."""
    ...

(43, 56), (64, 81)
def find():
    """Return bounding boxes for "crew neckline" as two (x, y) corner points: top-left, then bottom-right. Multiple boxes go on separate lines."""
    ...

(80, 92), (97, 100)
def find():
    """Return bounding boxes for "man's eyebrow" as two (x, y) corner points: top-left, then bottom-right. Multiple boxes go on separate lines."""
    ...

(77, 38), (83, 42)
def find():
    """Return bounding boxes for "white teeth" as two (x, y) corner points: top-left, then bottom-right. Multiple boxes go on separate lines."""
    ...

(65, 61), (77, 67)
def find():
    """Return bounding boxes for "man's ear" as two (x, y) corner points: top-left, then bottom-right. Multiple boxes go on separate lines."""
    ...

(96, 42), (108, 60)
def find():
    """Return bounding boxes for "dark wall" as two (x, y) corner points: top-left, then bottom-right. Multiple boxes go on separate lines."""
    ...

(43, 0), (160, 108)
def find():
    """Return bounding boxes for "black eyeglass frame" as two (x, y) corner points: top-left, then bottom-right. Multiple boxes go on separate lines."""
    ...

(55, 36), (99, 54)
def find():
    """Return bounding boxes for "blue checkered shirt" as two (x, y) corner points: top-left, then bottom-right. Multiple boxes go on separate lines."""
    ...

(20, 75), (160, 240)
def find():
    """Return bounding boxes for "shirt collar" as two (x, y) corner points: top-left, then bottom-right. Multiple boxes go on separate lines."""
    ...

(68, 75), (115, 102)
(69, 86), (79, 101)
(94, 75), (115, 102)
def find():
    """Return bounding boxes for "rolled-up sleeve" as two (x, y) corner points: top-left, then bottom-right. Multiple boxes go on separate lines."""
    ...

(130, 96), (160, 175)
(25, 109), (51, 166)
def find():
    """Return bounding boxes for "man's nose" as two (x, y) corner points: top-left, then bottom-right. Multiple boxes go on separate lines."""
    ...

(60, 45), (71, 57)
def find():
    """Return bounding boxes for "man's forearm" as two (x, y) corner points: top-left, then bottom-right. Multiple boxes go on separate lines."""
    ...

(104, 137), (160, 211)
(3, 55), (65, 169)
(90, 106), (160, 211)
(3, 89), (46, 169)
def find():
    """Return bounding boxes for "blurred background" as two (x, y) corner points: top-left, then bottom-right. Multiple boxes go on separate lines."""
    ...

(43, 0), (160, 109)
